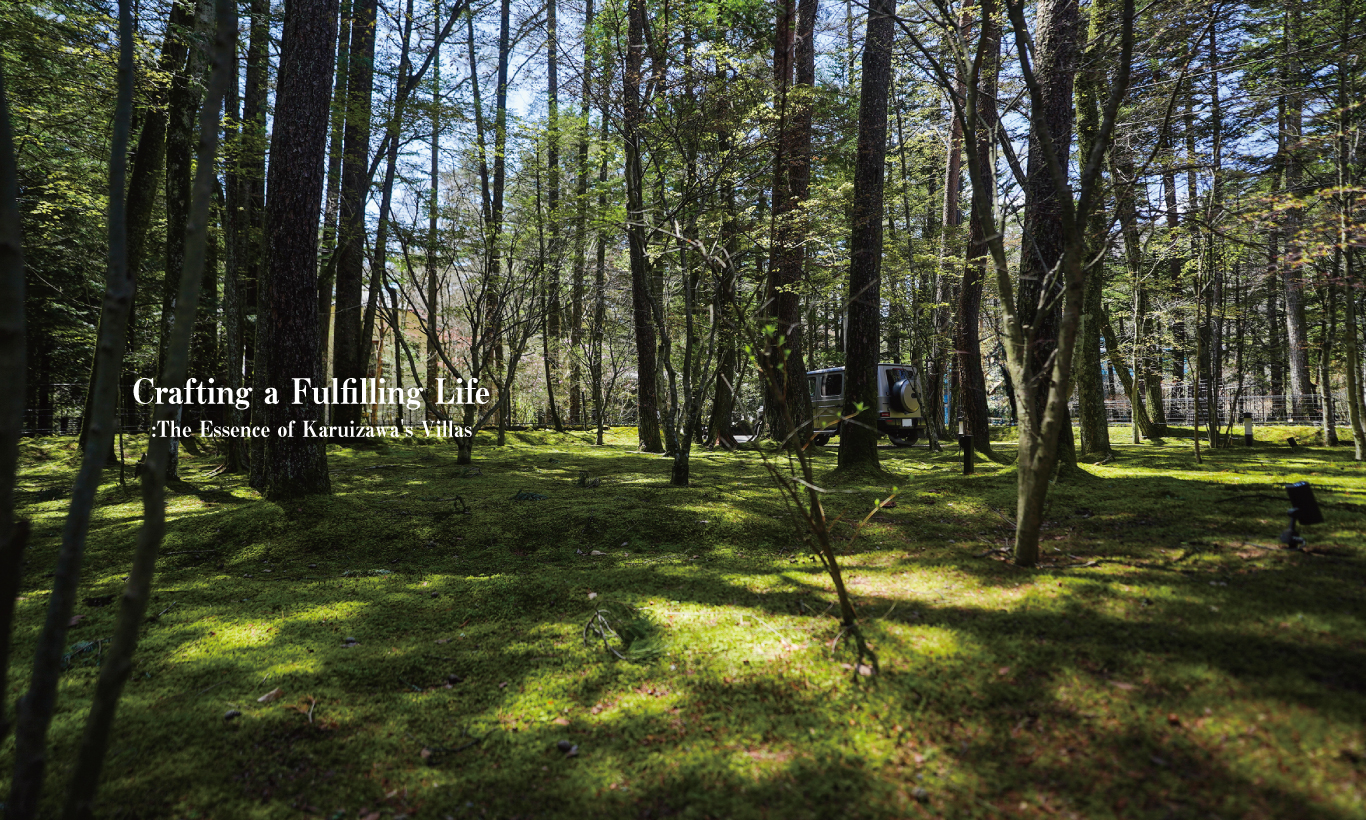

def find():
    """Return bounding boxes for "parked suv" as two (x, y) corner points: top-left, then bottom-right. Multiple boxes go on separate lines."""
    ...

(807, 363), (923, 446)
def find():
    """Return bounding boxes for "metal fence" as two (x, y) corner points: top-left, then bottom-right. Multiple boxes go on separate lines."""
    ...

(1064, 391), (1352, 426)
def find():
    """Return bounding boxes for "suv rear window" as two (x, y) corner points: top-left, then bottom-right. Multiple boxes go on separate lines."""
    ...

(885, 368), (910, 390)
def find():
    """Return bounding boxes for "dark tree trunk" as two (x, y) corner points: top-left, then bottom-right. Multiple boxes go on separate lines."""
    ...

(79, 1), (191, 451)
(7, 1), (136, 809)
(331, 0), (376, 430)
(763, 0), (817, 445)
(163, 0), (211, 374)
(958, 0), (999, 454)
(318, 0), (352, 412)
(491, 0), (511, 443)
(568, 0), (594, 426)
(707, 65), (739, 448)
(357, 0), (415, 390)
(1073, 0), (1110, 457)
(837, 0), (893, 471)
(623, 0), (663, 452)
(261, 0), (338, 498)
(222, 60), (247, 471)
(1160, 99), (1185, 391)
(544, 0), (564, 429)
(0, 38), (30, 750)
(1280, 4), (1313, 416)
(425, 8), (441, 420)
(1015, 0), (1080, 467)
(160, 0), (213, 479)
(244, 0), (270, 487)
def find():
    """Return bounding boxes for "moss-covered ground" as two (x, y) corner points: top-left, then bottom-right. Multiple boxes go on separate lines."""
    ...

(3, 426), (1364, 819)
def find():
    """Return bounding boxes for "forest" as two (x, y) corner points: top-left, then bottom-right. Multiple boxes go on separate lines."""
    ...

(1, 0), (1365, 814)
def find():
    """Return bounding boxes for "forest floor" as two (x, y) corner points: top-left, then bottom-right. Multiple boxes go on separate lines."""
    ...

(3, 426), (1365, 819)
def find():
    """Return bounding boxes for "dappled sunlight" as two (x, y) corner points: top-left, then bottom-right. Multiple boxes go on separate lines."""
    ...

(4, 433), (1363, 817)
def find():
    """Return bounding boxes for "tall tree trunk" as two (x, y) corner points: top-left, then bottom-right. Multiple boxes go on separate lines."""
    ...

(1160, 98), (1185, 392)
(1281, 3), (1313, 418)
(160, 0), (213, 480)
(426, 5), (441, 420)
(568, 0), (594, 426)
(357, 0), (415, 389)
(331, 0), (377, 431)
(0, 28), (30, 751)
(491, 0), (512, 443)
(591, 104), (610, 446)
(958, 0), (999, 455)
(623, 0), (663, 452)
(1073, 0), (1110, 457)
(79, 1), (191, 451)
(763, 0), (815, 445)
(837, 0), (893, 471)
(1205, 24), (1224, 446)
(1014, 0), (1080, 473)
(318, 0), (352, 416)
(544, 0), (564, 429)
(262, 0), (338, 497)
(1336, 5), (1365, 460)
(244, 0), (271, 487)
(6, 0), (135, 810)
(222, 53), (247, 472)
(707, 62), (740, 448)
(1111, 142), (1161, 436)
(62, 6), (233, 814)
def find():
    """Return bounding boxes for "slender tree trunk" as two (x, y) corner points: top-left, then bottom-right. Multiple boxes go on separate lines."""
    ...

(318, 0), (352, 414)
(837, 0), (893, 471)
(763, 0), (815, 445)
(62, 7), (233, 815)
(1014, 0), (1080, 476)
(160, 0), (213, 480)
(543, 0), (564, 429)
(1100, 309), (1156, 437)
(261, 0), (338, 497)
(959, 0), (998, 454)
(0, 31), (31, 750)
(357, 0), (415, 385)
(331, 0), (376, 430)
(426, 9), (441, 420)
(623, 0), (663, 452)
(1267, 243), (1284, 404)
(244, 0), (270, 486)
(221, 40), (249, 472)
(707, 68), (739, 448)
(1073, 0), (1110, 457)
(7, 0), (135, 810)
(1160, 106), (1185, 392)
(1344, 251), (1366, 460)
(1281, 4), (1313, 418)
(79, 1), (191, 451)
(592, 106), (609, 445)
(1320, 272), (1338, 445)
(491, 0), (511, 443)
(568, 0), (594, 426)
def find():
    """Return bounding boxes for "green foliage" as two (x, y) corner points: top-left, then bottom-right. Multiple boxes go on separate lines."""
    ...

(4, 430), (1364, 817)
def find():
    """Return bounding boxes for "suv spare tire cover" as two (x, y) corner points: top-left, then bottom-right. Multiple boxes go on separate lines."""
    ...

(890, 378), (920, 415)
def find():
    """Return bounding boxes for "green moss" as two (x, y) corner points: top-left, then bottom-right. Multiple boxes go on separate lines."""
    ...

(2, 430), (1364, 818)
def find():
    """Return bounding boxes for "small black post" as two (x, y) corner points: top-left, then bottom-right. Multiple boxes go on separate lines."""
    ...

(960, 418), (974, 475)
(1243, 411), (1253, 447)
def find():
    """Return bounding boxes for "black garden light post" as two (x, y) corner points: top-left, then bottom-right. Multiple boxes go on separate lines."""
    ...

(1280, 481), (1324, 549)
